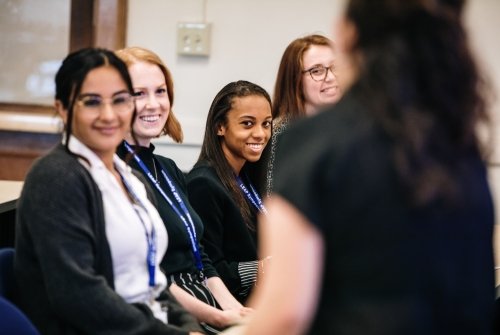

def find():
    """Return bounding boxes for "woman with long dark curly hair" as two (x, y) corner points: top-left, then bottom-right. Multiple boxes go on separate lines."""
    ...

(240, 0), (496, 334)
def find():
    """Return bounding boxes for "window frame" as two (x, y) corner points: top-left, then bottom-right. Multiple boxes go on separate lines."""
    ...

(0, 0), (127, 120)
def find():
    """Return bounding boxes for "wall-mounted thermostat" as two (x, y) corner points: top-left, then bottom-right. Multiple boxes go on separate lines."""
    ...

(177, 22), (211, 56)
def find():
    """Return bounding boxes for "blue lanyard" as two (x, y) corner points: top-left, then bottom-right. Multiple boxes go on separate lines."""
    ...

(123, 142), (204, 278)
(235, 174), (267, 215)
(117, 169), (157, 288)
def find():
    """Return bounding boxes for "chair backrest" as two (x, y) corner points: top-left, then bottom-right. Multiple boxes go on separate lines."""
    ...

(0, 296), (40, 335)
(0, 247), (15, 300)
(495, 285), (500, 334)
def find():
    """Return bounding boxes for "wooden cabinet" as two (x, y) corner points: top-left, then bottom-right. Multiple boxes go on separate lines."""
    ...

(0, 131), (60, 181)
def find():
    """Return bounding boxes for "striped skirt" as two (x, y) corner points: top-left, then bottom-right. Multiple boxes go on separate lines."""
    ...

(168, 272), (223, 334)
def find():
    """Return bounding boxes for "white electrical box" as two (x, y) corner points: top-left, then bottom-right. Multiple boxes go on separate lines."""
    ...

(177, 22), (211, 56)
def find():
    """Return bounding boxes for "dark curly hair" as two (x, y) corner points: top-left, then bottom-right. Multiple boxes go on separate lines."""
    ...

(344, 0), (491, 205)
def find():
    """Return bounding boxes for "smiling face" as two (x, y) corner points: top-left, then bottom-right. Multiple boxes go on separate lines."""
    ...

(128, 61), (170, 147)
(217, 95), (272, 175)
(61, 66), (133, 165)
(302, 44), (341, 115)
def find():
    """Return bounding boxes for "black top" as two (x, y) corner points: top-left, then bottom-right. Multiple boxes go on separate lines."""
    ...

(117, 142), (217, 279)
(15, 144), (202, 335)
(186, 161), (259, 303)
(274, 90), (496, 335)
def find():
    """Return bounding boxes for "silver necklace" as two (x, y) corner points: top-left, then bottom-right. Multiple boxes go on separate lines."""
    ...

(152, 158), (158, 181)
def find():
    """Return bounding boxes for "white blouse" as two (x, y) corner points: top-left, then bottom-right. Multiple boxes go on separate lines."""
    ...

(68, 136), (169, 322)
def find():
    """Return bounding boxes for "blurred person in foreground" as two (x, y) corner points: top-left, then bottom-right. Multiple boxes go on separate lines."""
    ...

(239, 0), (496, 334)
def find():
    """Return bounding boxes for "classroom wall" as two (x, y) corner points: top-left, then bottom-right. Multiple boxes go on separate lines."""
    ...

(126, 0), (500, 167)
(126, 0), (347, 171)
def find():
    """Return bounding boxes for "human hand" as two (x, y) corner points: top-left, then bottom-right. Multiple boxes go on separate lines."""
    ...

(237, 306), (254, 318)
(189, 332), (205, 335)
(215, 307), (252, 328)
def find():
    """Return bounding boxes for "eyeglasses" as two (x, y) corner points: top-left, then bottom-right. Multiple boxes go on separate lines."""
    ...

(302, 65), (336, 82)
(76, 93), (134, 114)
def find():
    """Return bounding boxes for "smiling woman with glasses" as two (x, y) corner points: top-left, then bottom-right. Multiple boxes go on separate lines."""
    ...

(262, 34), (342, 197)
(14, 47), (204, 335)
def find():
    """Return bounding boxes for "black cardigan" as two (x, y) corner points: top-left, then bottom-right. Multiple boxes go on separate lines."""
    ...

(15, 144), (203, 335)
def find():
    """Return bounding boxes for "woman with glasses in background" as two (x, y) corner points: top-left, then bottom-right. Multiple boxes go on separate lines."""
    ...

(116, 47), (251, 334)
(14, 47), (203, 335)
(263, 34), (342, 196)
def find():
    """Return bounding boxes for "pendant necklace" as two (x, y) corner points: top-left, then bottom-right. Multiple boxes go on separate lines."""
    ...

(152, 158), (158, 181)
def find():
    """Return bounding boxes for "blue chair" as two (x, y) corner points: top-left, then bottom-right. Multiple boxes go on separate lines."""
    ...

(495, 285), (500, 334)
(0, 296), (40, 334)
(0, 247), (15, 299)
(0, 248), (40, 334)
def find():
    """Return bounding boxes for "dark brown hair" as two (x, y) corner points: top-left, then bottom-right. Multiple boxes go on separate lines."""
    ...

(197, 80), (271, 229)
(55, 47), (136, 158)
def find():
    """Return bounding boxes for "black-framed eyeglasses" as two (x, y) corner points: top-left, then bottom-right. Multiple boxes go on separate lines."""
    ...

(302, 65), (336, 82)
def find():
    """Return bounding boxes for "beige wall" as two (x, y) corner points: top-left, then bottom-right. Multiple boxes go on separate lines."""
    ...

(126, 0), (347, 170)
(127, 0), (500, 174)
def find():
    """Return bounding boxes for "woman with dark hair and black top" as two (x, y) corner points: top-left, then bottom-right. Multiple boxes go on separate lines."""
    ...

(115, 47), (251, 334)
(241, 0), (496, 334)
(14, 47), (203, 335)
(186, 81), (272, 304)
